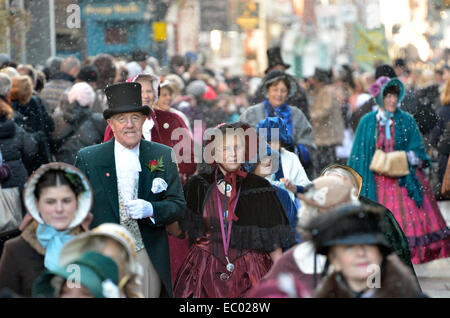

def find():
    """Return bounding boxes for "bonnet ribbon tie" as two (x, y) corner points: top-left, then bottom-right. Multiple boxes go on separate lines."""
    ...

(379, 111), (394, 140)
(37, 223), (74, 271)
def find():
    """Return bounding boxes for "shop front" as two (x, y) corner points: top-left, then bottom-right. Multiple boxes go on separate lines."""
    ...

(79, 0), (151, 57)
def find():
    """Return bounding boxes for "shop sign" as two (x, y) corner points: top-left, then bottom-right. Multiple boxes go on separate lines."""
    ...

(83, 2), (144, 19)
(236, 1), (259, 31)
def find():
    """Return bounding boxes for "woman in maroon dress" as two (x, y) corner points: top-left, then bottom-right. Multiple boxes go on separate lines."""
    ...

(173, 122), (295, 298)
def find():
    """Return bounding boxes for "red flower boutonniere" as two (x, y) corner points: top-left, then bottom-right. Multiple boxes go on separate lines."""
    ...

(147, 156), (164, 173)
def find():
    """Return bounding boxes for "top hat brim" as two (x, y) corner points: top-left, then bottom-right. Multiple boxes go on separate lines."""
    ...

(316, 233), (391, 255)
(103, 105), (150, 120)
(265, 63), (291, 74)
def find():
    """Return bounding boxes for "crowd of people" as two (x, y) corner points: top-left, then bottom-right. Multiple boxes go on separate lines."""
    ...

(0, 47), (449, 298)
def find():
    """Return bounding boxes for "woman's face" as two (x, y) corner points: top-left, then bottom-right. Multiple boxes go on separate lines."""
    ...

(254, 157), (273, 177)
(59, 280), (93, 298)
(267, 81), (288, 108)
(136, 78), (155, 106)
(383, 93), (398, 113)
(214, 134), (246, 172)
(36, 185), (78, 231)
(157, 87), (172, 111)
(329, 245), (383, 290)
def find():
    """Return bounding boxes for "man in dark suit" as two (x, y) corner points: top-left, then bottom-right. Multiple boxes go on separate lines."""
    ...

(74, 82), (186, 298)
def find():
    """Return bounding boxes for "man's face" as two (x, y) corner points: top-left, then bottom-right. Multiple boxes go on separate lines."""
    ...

(107, 112), (146, 149)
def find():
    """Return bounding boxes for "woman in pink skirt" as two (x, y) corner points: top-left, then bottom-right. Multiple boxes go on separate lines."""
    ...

(348, 76), (450, 264)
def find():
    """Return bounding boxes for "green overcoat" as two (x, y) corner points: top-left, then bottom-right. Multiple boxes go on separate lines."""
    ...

(74, 139), (186, 297)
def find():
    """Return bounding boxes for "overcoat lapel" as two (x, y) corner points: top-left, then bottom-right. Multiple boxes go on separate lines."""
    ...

(138, 141), (153, 201)
(97, 139), (120, 222)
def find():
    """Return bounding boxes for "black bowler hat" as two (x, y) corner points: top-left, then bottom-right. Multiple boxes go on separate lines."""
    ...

(265, 46), (290, 74)
(103, 82), (150, 120)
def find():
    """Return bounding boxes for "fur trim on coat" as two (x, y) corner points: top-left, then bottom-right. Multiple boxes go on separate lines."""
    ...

(21, 220), (85, 256)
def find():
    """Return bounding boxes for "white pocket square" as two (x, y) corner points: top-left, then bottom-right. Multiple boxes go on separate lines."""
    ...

(151, 177), (168, 194)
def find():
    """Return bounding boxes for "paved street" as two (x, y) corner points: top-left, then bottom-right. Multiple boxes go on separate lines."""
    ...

(413, 201), (450, 298)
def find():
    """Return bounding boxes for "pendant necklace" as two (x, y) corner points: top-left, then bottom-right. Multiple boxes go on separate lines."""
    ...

(216, 185), (241, 281)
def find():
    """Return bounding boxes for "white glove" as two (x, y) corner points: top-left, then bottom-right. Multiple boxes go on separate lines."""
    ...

(407, 151), (421, 166)
(124, 199), (155, 223)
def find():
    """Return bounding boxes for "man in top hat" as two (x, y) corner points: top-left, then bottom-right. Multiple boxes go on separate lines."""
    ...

(250, 46), (310, 120)
(74, 82), (186, 298)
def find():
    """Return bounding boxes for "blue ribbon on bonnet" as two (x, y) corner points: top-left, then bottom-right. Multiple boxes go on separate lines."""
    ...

(37, 223), (74, 271)
(379, 110), (394, 140)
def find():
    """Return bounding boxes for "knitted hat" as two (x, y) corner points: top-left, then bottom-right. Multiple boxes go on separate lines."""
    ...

(186, 80), (207, 98)
(305, 204), (392, 256)
(203, 85), (217, 100)
(33, 251), (120, 298)
(68, 82), (96, 107)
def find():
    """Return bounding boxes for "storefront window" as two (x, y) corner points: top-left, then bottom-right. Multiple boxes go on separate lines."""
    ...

(105, 27), (128, 44)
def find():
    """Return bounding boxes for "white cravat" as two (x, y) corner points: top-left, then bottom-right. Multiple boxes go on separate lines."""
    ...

(142, 117), (154, 141)
(114, 140), (141, 202)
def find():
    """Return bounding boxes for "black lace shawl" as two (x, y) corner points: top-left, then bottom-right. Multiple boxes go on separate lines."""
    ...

(180, 169), (296, 253)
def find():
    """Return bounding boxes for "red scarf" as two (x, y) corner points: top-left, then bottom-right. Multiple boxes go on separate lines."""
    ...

(217, 165), (248, 222)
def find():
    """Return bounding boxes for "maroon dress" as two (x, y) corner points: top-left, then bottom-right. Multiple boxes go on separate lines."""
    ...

(173, 171), (296, 298)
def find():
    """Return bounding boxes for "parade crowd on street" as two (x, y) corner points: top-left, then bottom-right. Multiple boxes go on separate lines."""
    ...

(0, 48), (449, 298)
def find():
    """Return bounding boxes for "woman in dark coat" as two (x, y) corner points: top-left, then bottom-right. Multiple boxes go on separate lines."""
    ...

(306, 204), (424, 298)
(0, 85), (38, 191)
(0, 162), (92, 297)
(10, 75), (54, 173)
(174, 122), (295, 298)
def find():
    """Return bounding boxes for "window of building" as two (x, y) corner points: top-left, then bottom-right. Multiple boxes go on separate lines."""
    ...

(105, 26), (128, 44)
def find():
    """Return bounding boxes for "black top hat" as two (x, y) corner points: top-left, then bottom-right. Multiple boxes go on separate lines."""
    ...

(375, 64), (396, 79)
(265, 47), (290, 74)
(103, 82), (150, 120)
(305, 204), (392, 256)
